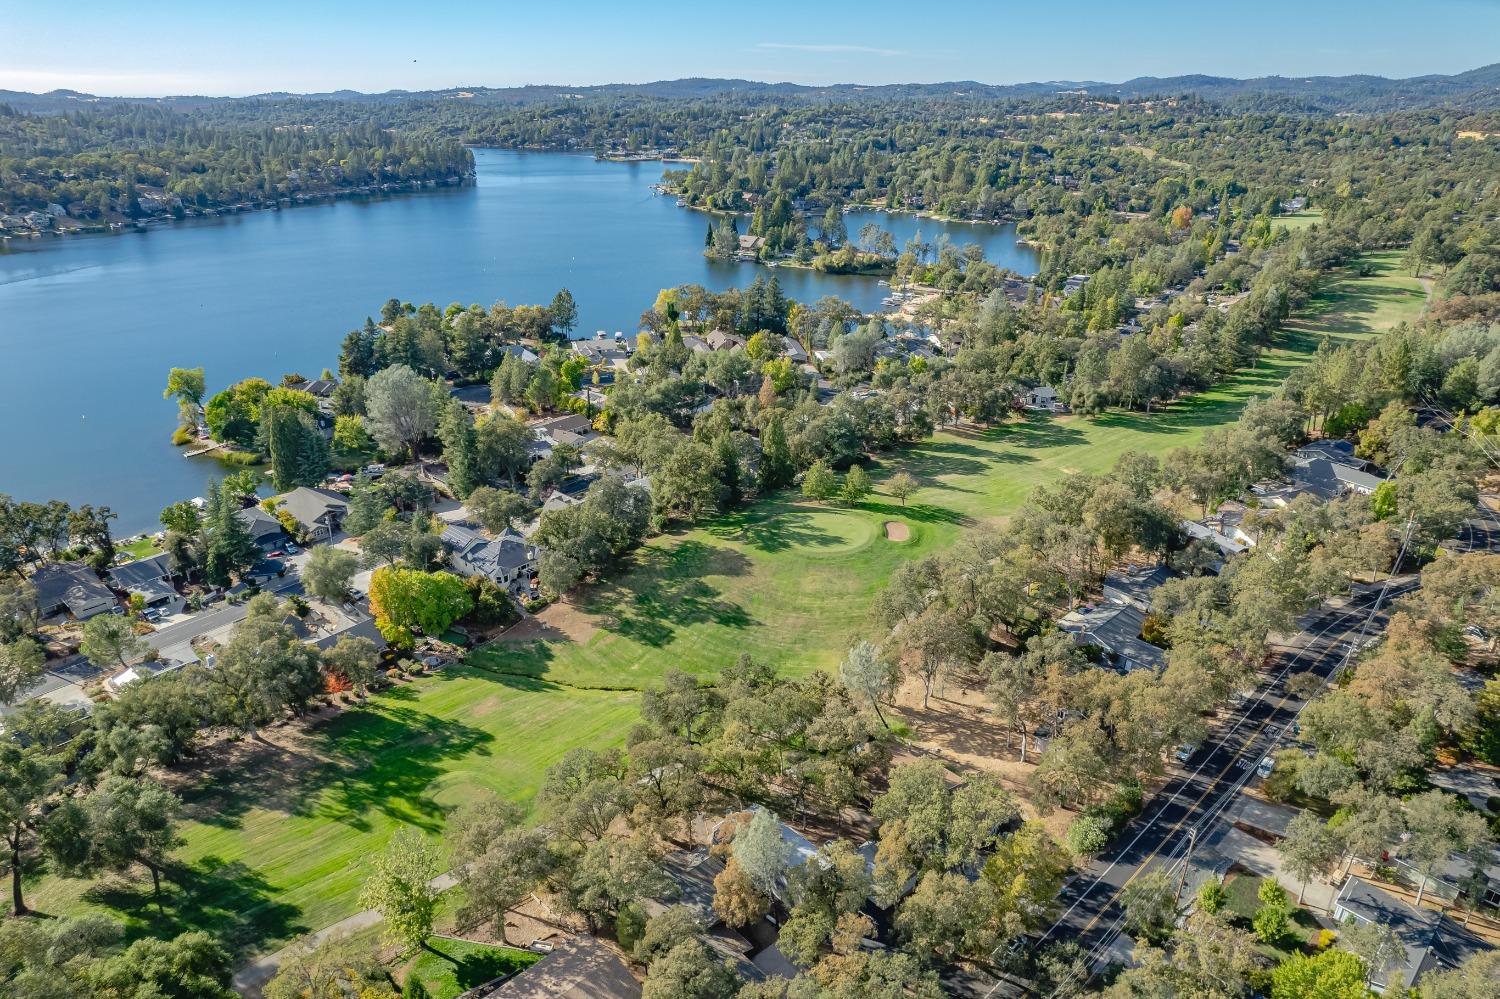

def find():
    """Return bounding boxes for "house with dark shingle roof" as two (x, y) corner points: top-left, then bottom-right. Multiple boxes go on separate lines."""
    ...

(32, 561), (116, 620)
(235, 505), (290, 551)
(1332, 876), (1493, 993)
(485, 937), (640, 999)
(440, 524), (537, 592)
(276, 488), (349, 543)
(1058, 600), (1166, 672)
(107, 553), (181, 613)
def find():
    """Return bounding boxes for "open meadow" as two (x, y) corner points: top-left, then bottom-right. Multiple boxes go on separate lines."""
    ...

(28, 251), (1427, 961)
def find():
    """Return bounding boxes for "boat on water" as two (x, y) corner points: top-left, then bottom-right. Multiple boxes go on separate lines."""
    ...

(877, 279), (889, 286)
(595, 330), (608, 340)
(676, 199), (687, 207)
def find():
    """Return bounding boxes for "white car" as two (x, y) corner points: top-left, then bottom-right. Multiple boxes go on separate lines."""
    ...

(1257, 756), (1276, 779)
(1174, 744), (1199, 764)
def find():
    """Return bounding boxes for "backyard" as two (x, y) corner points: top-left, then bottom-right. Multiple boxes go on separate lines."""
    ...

(26, 252), (1427, 963)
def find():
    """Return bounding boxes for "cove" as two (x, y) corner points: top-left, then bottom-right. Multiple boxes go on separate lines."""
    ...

(0, 148), (1038, 533)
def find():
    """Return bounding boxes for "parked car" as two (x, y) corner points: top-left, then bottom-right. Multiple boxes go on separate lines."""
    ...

(285, 543), (301, 555)
(1174, 743), (1199, 764)
(1256, 756), (1276, 779)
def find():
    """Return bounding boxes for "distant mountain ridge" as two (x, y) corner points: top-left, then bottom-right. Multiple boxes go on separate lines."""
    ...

(4, 64), (1500, 113)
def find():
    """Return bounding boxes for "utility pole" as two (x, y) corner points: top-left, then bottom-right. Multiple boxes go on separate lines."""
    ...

(1175, 826), (1199, 905)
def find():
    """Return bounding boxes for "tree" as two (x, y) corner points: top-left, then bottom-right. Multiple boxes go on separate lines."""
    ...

(438, 399), (481, 499)
(87, 931), (235, 998)
(1196, 876), (1228, 915)
(1402, 790), (1492, 908)
(367, 567), (471, 647)
(801, 462), (838, 504)
(732, 808), (792, 899)
(323, 635), (380, 699)
(711, 856), (769, 928)
(202, 480), (260, 586)
(263, 935), (397, 999)
(163, 366), (207, 428)
(1065, 814), (1112, 862)
(359, 829), (441, 952)
(465, 486), (532, 534)
(75, 775), (183, 899)
(1253, 878), (1293, 944)
(80, 614), (149, 673)
(1270, 949), (1369, 999)
(822, 204), (847, 248)
(840, 465), (872, 505)
(896, 870), (994, 963)
(1280, 811), (1340, 904)
(265, 405), (329, 491)
(68, 505), (118, 572)
(887, 471), (918, 506)
(365, 364), (440, 461)
(0, 732), (61, 914)
(1118, 868), (1178, 945)
(641, 939), (739, 999)
(0, 637), (45, 705)
(302, 544), (359, 604)
(981, 822), (1069, 933)
(760, 415), (794, 490)
(1340, 917), (1405, 988)
(838, 641), (899, 728)
(550, 288), (578, 336)
(567, 834), (673, 929)
(452, 824), (556, 944)
(204, 606), (324, 737)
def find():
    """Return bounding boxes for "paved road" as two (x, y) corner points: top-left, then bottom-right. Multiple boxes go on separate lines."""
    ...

(1016, 579), (1420, 991)
(145, 571), (303, 657)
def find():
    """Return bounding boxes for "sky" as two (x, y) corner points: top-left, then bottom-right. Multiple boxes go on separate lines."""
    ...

(1, 0), (1497, 96)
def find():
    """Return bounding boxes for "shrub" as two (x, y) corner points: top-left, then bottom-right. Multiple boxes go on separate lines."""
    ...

(171, 426), (193, 446)
(385, 667), (402, 681)
(1065, 815), (1113, 861)
(1196, 877), (1228, 915)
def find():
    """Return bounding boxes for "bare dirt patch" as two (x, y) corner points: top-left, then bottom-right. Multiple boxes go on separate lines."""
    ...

(883, 520), (910, 541)
(494, 601), (598, 645)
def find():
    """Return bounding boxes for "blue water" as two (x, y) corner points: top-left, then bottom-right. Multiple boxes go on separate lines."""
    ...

(0, 149), (1037, 533)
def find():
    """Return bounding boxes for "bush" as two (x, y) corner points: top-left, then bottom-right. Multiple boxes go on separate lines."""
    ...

(385, 667), (402, 681)
(523, 596), (550, 614)
(171, 426), (194, 446)
(1197, 877), (1228, 915)
(1065, 815), (1113, 860)
(460, 575), (520, 629)
(217, 449), (263, 467)
(1315, 928), (1337, 950)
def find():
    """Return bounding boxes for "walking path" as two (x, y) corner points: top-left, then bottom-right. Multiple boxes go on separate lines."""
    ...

(231, 872), (457, 997)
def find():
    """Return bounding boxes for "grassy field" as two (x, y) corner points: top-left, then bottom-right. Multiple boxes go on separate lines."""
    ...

(471, 250), (1427, 689)
(1275, 208), (1324, 231)
(28, 252), (1425, 962)
(401, 938), (538, 999)
(29, 671), (637, 956)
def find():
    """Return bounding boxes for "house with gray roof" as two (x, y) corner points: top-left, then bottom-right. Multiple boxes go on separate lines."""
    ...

(1332, 876), (1492, 993)
(276, 487), (349, 543)
(32, 561), (116, 620)
(1102, 565), (1171, 613)
(107, 553), (182, 614)
(1058, 600), (1166, 672)
(235, 505), (290, 551)
(1292, 456), (1384, 501)
(440, 524), (537, 592)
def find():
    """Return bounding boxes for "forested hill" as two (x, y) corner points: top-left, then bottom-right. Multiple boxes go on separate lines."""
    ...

(5, 62), (1500, 113)
(0, 104), (474, 218)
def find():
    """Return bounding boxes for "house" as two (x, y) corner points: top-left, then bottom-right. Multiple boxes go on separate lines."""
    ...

(450, 383), (493, 411)
(107, 553), (183, 614)
(705, 330), (746, 352)
(780, 338), (809, 363)
(1063, 274), (1090, 296)
(485, 937), (640, 999)
(235, 506), (291, 551)
(277, 487), (349, 543)
(1058, 601), (1166, 672)
(654, 848), (726, 923)
(1102, 565), (1171, 613)
(31, 561), (116, 620)
(440, 524), (538, 592)
(572, 341), (631, 371)
(682, 334), (713, 354)
(499, 343), (540, 365)
(1024, 385), (1063, 412)
(1332, 877), (1492, 993)
(737, 234), (766, 255)
(531, 413), (600, 454)
(710, 807), (818, 904)
(301, 378), (338, 398)
(1180, 518), (1248, 557)
(1292, 457), (1384, 501)
(1293, 439), (1369, 469)
(1385, 840), (1500, 914)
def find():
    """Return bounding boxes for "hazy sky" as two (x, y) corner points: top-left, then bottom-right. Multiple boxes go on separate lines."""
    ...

(1, 0), (1496, 96)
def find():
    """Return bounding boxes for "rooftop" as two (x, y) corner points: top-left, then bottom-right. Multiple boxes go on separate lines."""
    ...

(487, 937), (640, 999)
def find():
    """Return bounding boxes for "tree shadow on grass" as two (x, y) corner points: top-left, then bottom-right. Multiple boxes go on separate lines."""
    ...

(180, 705), (495, 835)
(705, 508), (850, 554)
(858, 499), (968, 527)
(81, 856), (307, 959)
(586, 542), (757, 647)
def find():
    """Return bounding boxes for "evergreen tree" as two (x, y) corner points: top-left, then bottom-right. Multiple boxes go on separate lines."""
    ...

(202, 482), (259, 587)
(760, 415), (794, 490)
(265, 406), (329, 492)
(438, 400), (481, 499)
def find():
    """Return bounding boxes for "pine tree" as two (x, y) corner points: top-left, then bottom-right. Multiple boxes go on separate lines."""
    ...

(439, 400), (481, 499)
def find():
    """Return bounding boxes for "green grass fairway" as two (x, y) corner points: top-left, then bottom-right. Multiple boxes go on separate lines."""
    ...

(29, 671), (637, 957)
(1275, 208), (1324, 231)
(472, 251), (1426, 690)
(29, 252), (1426, 963)
(402, 938), (538, 999)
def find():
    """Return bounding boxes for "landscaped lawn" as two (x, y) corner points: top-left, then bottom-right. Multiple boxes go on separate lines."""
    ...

(28, 670), (637, 958)
(401, 938), (538, 999)
(117, 535), (164, 561)
(1275, 208), (1324, 231)
(1222, 871), (1324, 958)
(29, 253), (1426, 963)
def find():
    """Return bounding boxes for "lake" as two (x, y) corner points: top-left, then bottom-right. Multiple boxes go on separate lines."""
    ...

(0, 148), (1037, 533)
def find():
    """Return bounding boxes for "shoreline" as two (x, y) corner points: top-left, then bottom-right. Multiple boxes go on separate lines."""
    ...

(0, 174), (475, 244)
